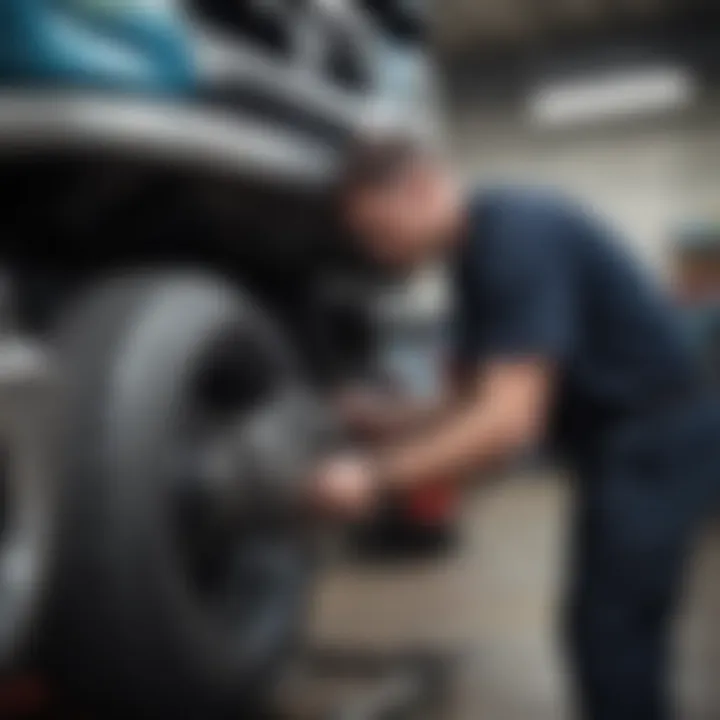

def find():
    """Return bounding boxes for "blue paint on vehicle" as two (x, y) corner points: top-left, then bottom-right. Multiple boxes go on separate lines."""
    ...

(0, 0), (196, 93)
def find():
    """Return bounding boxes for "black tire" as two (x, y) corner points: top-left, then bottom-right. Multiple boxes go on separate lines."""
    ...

(44, 271), (314, 717)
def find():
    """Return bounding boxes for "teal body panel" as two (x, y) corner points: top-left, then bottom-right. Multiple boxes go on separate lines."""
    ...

(0, 0), (196, 93)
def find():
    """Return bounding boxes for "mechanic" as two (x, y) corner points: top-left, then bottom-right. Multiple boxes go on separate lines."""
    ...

(311, 136), (720, 720)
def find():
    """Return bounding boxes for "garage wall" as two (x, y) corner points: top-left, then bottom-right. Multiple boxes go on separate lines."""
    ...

(447, 104), (720, 273)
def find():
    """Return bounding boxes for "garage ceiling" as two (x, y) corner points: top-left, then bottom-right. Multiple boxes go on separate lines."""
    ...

(436, 0), (720, 106)
(436, 0), (716, 53)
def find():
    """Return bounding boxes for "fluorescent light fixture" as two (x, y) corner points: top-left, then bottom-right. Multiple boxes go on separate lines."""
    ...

(529, 65), (696, 127)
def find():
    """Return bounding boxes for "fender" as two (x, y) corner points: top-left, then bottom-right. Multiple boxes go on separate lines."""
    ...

(0, 92), (337, 186)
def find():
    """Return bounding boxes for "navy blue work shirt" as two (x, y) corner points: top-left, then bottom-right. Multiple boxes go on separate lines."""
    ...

(452, 188), (700, 457)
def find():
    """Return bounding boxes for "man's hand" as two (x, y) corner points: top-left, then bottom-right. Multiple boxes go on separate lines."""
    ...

(311, 453), (380, 519)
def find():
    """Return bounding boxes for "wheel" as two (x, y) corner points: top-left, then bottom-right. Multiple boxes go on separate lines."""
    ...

(44, 271), (321, 717)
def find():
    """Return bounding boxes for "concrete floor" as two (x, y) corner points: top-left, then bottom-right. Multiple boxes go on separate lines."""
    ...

(304, 472), (720, 719)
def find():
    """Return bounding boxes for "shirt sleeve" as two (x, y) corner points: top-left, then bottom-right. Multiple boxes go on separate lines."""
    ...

(453, 196), (577, 364)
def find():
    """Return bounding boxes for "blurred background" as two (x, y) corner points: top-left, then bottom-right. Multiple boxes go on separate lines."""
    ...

(439, 0), (718, 273)
(1, 1), (720, 719)
(421, 0), (717, 330)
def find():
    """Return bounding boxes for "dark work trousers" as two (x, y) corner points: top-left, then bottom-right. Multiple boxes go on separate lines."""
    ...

(563, 395), (720, 720)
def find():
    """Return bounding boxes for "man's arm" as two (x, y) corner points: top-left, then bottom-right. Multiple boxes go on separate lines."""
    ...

(314, 193), (574, 516)
(373, 358), (553, 490)
(312, 359), (554, 517)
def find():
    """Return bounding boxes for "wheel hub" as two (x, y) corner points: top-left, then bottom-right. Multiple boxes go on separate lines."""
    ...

(171, 382), (338, 619)
(190, 388), (335, 523)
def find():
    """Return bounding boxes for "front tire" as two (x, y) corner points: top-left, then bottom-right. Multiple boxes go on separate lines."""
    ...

(44, 271), (314, 717)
